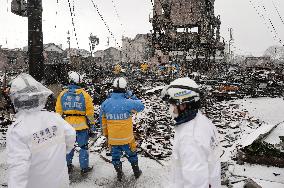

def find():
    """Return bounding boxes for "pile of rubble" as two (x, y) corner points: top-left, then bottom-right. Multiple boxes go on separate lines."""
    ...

(203, 67), (284, 100)
(134, 93), (174, 160)
(0, 74), (278, 167)
(91, 80), (175, 160)
(94, 79), (266, 164)
(91, 79), (266, 164)
(203, 98), (263, 154)
(236, 121), (284, 168)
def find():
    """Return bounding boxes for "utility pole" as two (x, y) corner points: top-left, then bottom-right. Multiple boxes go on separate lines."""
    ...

(228, 28), (233, 62)
(67, 30), (71, 64)
(89, 33), (99, 57)
(67, 30), (71, 56)
(28, 0), (44, 81)
(107, 37), (110, 47)
(11, 0), (44, 82)
(67, 30), (71, 50)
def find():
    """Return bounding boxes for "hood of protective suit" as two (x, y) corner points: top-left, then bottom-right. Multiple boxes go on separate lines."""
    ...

(9, 73), (53, 112)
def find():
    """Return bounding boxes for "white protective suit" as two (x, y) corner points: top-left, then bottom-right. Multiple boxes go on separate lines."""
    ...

(169, 111), (221, 188)
(6, 73), (76, 188)
(7, 110), (76, 188)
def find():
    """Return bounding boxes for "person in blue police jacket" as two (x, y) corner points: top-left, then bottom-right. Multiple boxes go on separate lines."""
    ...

(100, 77), (145, 182)
(56, 71), (95, 175)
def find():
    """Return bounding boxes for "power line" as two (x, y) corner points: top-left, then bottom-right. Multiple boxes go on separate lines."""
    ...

(258, 0), (283, 45)
(110, 0), (151, 61)
(72, 0), (76, 17)
(272, 0), (284, 26)
(250, 0), (277, 42)
(89, 0), (152, 65)
(90, 0), (120, 48)
(110, 0), (126, 36)
(55, 0), (59, 29)
(248, 0), (278, 44)
(90, 0), (142, 65)
(67, 0), (80, 49)
(54, 0), (60, 42)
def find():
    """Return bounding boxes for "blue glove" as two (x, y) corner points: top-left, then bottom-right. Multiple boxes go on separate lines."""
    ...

(90, 124), (96, 132)
(125, 90), (133, 98)
(125, 90), (140, 100)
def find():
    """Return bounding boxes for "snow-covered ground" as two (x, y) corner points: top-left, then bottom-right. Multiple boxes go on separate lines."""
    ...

(236, 97), (284, 124)
(0, 147), (170, 188)
(222, 97), (284, 188)
(0, 97), (283, 187)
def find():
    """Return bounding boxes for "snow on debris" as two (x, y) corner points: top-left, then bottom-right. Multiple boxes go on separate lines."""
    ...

(265, 123), (284, 146)
(145, 86), (165, 94)
(239, 123), (276, 148)
(0, 80), (284, 187)
(235, 97), (284, 124)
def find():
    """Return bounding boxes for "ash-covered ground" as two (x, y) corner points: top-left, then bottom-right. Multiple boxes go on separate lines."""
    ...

(0, 80), (283, 187)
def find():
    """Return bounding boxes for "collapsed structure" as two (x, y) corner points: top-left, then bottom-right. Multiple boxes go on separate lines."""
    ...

(237, 122), (284, 168)
(150, 0), (225, 71)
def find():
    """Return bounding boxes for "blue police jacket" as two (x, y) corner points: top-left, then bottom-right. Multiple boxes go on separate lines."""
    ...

(100, 92), (144, 146)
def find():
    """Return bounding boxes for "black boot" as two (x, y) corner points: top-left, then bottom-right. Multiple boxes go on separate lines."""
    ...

(81, 166), (93, 175)
(67, 164), (74, 174)
(131, 162), (142, 179)
(114, 164), (124, 182)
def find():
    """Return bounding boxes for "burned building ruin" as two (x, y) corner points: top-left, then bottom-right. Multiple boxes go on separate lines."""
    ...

(150, 0), (225, 71)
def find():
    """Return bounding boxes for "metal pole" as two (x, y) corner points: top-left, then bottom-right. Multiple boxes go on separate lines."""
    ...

(28, 0), (44, 81)
(228, 28), (233, 63)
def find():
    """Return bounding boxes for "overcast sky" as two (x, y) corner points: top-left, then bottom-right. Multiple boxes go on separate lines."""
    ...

(0, 0), (283, 56)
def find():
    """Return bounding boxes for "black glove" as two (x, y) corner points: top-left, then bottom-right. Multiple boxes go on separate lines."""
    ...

(88, 129), (98, 141)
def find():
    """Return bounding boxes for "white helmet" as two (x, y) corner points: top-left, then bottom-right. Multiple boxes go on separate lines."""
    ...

(9, 73), (53, 112)
(68, 71), (81, 84)
(161, 77), (200, 105)
(113, 77), (127, 89)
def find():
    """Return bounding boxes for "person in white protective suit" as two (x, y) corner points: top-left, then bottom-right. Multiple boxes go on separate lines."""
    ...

(161, 77), (221, 188)
(6, 73), (76, 188)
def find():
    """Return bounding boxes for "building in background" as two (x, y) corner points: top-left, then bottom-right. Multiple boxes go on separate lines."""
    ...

(242, 57), (273, 71)
(93, 47), (121, 66)
(121, 34), (152, 64)
(0, 47), (27, 74)
(23, 43), (64, 54)
(66, 48), (91, 58)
